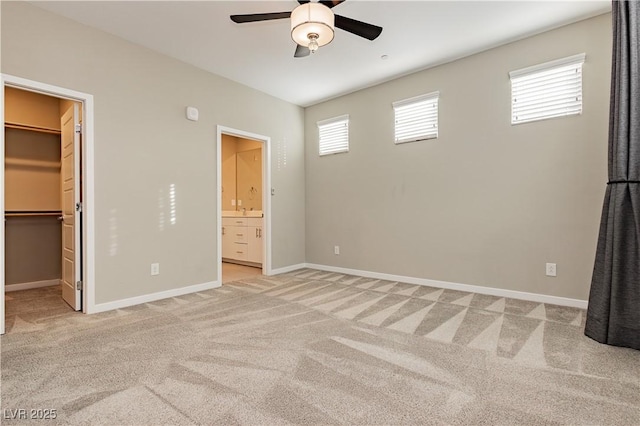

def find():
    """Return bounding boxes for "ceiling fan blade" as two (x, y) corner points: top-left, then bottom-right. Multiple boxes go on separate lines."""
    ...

(294, 44), (310, 58)
(319, 1), (345, 8)
(334, 15), (383, 41)
(299, 0), (343, 7)
(230, 12), (291, 24)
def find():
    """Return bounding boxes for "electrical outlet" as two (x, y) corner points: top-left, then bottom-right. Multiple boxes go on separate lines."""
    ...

(546, 263), (557, 277)
(334, 245), (340, 255)
(231, 199), (236, 206)
(151, 263), (160, 276)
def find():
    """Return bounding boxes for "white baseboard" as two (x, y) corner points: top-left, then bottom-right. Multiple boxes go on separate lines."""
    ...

(80, 263), (588, 314)
(5, 279), (60, 292)
(269, 263), (308, 276)
(88, 280), (221, 314)
(305, 263), (588, 309)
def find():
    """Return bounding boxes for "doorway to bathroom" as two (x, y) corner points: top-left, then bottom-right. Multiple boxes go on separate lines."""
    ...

(216, 126), (271, 285)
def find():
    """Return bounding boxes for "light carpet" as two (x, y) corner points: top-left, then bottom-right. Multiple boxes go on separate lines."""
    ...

(1, 268), (639, 425)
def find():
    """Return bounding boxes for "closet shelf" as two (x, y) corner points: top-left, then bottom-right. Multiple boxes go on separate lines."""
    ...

(5, 210), (62, 218)
(5, 157), (61, 169)
(5, 122), (61, 135)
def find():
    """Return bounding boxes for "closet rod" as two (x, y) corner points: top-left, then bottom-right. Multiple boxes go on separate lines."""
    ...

(4, 122), (61, 135)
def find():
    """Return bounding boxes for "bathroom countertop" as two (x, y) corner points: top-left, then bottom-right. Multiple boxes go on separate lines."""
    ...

(222, 210), (263, 218)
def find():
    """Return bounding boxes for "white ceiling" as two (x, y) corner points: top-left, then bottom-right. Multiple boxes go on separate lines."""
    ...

(32, 1), (610, 107)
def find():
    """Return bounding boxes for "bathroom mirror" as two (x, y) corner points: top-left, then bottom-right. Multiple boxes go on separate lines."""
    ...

(236, 148), (262, 211)
(221, 135), (263, 212)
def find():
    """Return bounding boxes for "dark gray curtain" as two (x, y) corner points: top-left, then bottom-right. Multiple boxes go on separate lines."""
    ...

(585, 0), (640, 350)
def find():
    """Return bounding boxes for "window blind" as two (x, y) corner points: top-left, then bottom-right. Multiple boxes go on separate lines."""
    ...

(510, 53), (585, 125)
(393, 91), (439, 144)
(318, 115), (349, 156)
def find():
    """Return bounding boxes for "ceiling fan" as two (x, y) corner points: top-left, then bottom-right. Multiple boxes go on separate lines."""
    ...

(230, 0), (383, 58)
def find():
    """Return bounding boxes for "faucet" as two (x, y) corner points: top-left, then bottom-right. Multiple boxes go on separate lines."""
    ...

(242, 208), (246, 216)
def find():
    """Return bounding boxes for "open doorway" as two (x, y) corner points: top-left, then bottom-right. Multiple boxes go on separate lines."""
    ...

(1, 75), (95, 335)
(216, 126), (271, 285)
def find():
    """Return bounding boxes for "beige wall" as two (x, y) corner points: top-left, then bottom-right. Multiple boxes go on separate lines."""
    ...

(4, 88), (67, 286)
(304, 14), (611, 300)
(4, 128), (61, 211)
(5, 217), (61, 285)
(2, 2), (306, 304)
(4, 98), (63, 284)
(5, 86), (60, 131)
(236, 138), (262, 153)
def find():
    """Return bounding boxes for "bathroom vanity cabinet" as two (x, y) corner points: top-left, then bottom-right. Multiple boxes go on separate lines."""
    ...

(222, 216), (263, 266)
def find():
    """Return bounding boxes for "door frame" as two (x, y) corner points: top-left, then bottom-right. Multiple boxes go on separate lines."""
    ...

(216, 125), (272, 284)
(0, 74), (96, 334)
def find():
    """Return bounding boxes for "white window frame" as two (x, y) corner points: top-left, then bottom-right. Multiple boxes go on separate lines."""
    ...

(317, 114), (349, 156)
(393, 91), (439, 144)
(510, 53), (585, 125)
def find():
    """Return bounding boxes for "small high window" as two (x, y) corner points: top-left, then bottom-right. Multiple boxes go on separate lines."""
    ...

(510, 53), (585, 125)
(318, 115), (349, 156)
(393, 91), (439, 144)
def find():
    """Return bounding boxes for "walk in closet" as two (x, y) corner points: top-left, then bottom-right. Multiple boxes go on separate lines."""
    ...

(4, 87), (82, 310)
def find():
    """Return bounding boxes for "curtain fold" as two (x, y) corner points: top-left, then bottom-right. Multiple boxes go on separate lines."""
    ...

(585, 0), (640, 350)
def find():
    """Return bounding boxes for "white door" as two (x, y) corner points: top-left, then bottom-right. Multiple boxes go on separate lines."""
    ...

(61, 104), (81, 310)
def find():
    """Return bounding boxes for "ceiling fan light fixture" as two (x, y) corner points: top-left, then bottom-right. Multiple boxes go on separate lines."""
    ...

(308, 34), (319, 53)
(291, 3), (334, 51)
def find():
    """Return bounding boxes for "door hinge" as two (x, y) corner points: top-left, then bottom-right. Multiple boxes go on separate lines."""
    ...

(76, 281), (83, 291)
(75, 124), (82, 134)
(76, 202), (82, 212)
